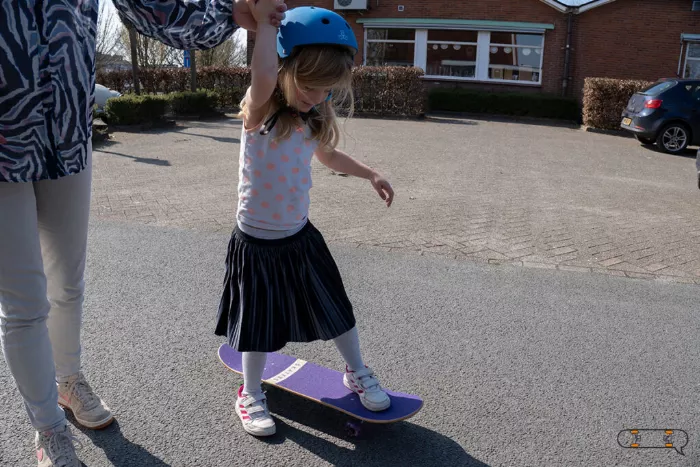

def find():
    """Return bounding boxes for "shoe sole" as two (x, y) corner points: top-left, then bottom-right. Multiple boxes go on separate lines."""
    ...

(343, 377), (391, 412)
(59, 402), (115, 430)
(235, 405), (276, 437)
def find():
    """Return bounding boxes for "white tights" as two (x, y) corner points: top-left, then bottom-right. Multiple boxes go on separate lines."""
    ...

(242, 327), (364, 397)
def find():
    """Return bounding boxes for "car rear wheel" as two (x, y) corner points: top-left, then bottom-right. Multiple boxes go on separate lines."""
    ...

(634, 135), (655, 145)
(656, 123), (690, 154)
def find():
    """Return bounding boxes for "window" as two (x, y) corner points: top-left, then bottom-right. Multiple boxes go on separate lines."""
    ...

(488, 33), (543, 82)
(641, 81), (676, 95)
(685, 43), (700, 79)
(426, 30), (478, 78)
(365, 28), (415, 67)
(363, 26), (545, 85)
(489, 32), (543, 82)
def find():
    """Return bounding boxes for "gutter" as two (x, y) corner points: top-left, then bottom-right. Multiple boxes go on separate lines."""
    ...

(562, 12), (574, 96)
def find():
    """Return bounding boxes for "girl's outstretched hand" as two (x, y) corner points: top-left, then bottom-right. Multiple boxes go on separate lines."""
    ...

(370, 173), (394, 207)
(234, 0), (287, 31)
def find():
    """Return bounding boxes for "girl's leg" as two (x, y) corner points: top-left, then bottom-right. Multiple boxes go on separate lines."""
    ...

(242, 352), (267, 397)
(334, 327), (391, 412)
(237, 352), (275, 436)
(333, 327), (364, 371)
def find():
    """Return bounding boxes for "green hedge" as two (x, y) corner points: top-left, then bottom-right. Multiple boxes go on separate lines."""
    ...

(97, 66), (250, 108)
(97, 66), (425, 117)
(104, 90), (226, 125)
(104, 94), (169, 125)
(428, 88), (580, 121)
(169, 89), (220, 116)
(582, 78), (654, 130)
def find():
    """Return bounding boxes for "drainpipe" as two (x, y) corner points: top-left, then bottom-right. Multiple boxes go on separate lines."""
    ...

(562, 11), (574, 97)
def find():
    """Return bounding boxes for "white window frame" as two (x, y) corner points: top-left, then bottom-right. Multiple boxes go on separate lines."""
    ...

(424, 29), (478, 80)
(362, 26), (545, 86)
(683, 42), (700, 79)
(485, 32), (545, 85)
(363, 28), (417, 68)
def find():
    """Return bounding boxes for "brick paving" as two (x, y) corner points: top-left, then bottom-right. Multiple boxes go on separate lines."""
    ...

(91, 116), (700, 284)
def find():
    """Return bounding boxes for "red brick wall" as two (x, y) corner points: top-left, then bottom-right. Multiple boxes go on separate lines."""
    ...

(571, 0), (700, 97)
(252, 0), (569, 95)
(245, 0), (700, 100)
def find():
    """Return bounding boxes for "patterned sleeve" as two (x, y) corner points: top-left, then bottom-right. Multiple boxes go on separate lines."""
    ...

(112, 0), (239, 50)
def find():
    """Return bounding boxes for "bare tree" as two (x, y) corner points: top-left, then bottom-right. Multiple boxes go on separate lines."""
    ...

(95, 0), (122, 72)
(119, 25), (183, 68)
(128, 25), (141, 94)
(196, 32), (247, 67)
(230, 29), (248, 66)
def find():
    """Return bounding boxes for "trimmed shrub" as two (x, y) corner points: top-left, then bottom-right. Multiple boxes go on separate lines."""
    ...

(98, 66), (426, 117)
(97, 67), (250, 109)
(169, 90), (220, 116)
(428, 88), (580, 121)
(352, 66), (425, 117)
(103, 94), (169, 125)
(582, 78), (654, 130)
(197, 67), (250, 108)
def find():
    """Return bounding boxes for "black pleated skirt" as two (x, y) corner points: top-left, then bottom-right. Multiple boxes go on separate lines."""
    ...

(215, 221), (356, 352)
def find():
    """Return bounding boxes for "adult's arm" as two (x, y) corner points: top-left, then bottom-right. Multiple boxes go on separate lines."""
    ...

(112, 0), (239, 50)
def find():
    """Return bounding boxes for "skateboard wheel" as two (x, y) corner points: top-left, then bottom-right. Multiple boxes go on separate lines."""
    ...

(345, 421), (361, 437)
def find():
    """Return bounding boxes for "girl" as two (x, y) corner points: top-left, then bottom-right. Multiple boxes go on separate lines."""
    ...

(214, 3), (395, 437)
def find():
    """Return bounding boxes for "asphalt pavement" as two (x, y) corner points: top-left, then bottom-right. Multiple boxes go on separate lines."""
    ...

(0, 220), (698, 466)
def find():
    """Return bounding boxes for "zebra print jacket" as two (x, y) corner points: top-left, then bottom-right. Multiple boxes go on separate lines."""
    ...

(0, 0), (238, 183)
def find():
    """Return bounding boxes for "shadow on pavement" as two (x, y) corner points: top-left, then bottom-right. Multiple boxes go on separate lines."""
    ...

(265, 387), (490, 467)
(647, 145), (698, 159)
(427, 112), (580, 130)
(93, 140), (171, 166)
(70, 419), (171, 467)
(97, 149), (171, 166)
(177, 132), (241, 144)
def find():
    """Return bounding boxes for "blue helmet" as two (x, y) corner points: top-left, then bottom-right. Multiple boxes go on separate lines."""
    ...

(277, 6), (358, 59)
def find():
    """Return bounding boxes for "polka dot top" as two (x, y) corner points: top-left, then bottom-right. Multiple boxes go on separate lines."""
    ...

(237, 121), (318, 230)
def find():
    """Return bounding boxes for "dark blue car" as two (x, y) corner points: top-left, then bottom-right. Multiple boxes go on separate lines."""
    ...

(621, 79), (700, 154)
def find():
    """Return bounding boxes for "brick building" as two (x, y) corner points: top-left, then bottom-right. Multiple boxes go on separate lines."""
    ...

(248, 0), (700, 98)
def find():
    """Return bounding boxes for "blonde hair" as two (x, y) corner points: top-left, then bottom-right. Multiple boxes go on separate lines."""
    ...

(238, 45), (354, 152)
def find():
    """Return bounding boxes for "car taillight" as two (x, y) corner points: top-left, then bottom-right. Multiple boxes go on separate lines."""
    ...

(645, 99), (662, 109)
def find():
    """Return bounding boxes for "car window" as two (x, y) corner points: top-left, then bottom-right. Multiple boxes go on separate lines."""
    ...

(687, 85), (700, 103)
(641, 81), (676, 95)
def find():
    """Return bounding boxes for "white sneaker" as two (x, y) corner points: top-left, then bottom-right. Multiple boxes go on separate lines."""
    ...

(35, 423), (82, 467)
(57, 372), (114, 429)
(343, 366), (391, 411)
(235, 385), (276, 437)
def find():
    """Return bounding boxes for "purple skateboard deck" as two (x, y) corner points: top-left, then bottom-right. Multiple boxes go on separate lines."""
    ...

(218, 344), (423, 423)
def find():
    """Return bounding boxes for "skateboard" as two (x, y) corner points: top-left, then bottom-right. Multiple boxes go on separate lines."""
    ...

(217, 344), (423, 436)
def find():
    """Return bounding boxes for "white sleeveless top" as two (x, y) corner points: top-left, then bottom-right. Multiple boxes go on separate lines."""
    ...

(237, 120), (318, 231)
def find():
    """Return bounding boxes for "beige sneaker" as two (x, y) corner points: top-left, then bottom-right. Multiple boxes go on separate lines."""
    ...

(57, 372), (114, 429)
(35, 423), (81, 467)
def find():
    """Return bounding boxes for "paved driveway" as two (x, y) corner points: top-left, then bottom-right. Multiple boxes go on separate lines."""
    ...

(91, 116), (700, 283)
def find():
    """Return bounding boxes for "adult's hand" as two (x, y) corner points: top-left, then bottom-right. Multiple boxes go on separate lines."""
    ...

(233, 0), (287, 31)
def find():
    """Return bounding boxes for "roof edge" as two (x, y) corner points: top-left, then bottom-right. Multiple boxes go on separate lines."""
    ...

(539, 0), (618, 14)
(539, 0), (569, 13)
(577, 0), (618, 13)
